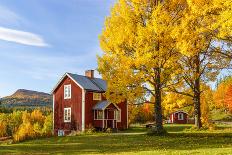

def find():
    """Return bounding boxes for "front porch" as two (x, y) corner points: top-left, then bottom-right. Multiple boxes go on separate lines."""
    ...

(93, 101), (121, 129)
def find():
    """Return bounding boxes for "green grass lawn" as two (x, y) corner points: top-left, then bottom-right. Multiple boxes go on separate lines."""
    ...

(0, 124), (232, 155)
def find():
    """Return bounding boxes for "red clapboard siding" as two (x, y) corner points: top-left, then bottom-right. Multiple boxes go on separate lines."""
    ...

(116, 102), (128, 129)
(170, 111), (188, 124)
(53, 76), (82, 135)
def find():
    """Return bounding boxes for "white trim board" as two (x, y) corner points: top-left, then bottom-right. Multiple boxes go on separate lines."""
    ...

(173, 110), (188, 115)
(51, 73), (84, 94)
(52, 94), (55, 133)
(82, 89), (85, 131)
(126, 102), (128, 128)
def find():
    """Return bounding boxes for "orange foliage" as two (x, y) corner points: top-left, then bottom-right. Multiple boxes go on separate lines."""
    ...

(213, 82), (228, 108)
(213, 77), (232, 112)
(225, 85), (232, 112)
(129, 103), (154, 124)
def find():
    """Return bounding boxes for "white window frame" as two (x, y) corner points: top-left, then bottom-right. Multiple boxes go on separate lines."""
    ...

(93, 93), (101, 100)
(64, 107), (71, 122)
(178, 113), (184, 120)
(94, 110), (103, 120)
(114, 110), (121, 122)
(64, 84), (71, 99)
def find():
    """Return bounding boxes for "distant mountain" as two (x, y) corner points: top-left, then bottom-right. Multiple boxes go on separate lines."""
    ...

(0, 89), (52, 108)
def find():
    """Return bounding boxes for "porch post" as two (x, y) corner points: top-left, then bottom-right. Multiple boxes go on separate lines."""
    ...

(171, 114), (173, 123)
(106, 109), (108, 128)
(114, 110), (117, 129)
(102, 109), (105, 129)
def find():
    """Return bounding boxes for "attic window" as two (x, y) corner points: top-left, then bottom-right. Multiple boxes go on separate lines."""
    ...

(93, 93), (101, 100)
(64, 85), (71, 99)
(178, 113), (184, 120)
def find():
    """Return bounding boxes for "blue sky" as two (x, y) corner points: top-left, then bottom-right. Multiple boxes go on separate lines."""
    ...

(0, 0), (115, 97)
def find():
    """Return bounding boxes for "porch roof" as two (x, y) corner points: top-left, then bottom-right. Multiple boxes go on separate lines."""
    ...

(93, 100), (120, 110)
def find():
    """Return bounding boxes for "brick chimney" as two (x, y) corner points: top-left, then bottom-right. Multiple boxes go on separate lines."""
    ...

(85, 70), (94, 78)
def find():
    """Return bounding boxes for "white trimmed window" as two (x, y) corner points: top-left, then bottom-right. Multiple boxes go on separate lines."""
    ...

(64, 85), (71, 99)
(114, 110), (121, 122)
(178, 113), (184, 120)
(96, 111), (103, 119)
(93, 93), (101, 100)
(64, 107), (71, 122)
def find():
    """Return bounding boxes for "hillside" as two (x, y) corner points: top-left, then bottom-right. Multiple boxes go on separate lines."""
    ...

(0, 89), (52, 108)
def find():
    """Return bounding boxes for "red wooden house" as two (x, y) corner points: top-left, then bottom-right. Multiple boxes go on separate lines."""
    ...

(169, 110), (188, 124)
(52, 70), (128, 135)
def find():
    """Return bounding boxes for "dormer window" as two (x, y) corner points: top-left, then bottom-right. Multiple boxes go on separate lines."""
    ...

(93, 93), (101, 100)
(64, 84), (71, 99)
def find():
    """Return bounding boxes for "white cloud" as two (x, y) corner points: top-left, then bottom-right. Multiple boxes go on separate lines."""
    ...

(0, 27), (48, 47)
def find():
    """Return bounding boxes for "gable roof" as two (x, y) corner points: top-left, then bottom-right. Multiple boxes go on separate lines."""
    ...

(172, 110), (188, 115)
(93, 100), (120, 110)
(51, 72), (107, 93)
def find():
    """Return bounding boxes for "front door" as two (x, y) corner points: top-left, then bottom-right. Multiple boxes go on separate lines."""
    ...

(106, 109), (115, 128)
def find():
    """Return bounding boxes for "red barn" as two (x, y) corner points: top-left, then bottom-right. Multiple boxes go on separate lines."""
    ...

(169, 110), (188, 124)
(52, 70), (128, 135)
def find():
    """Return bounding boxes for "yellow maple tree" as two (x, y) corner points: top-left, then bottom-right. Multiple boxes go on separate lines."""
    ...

(98, 0), (184, 134)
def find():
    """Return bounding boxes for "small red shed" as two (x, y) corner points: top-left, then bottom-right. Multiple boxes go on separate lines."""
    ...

(170, 110), (188, 124)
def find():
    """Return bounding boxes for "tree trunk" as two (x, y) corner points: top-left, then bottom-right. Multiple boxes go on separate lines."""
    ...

(153, 67), (165, 133)
(193, 55), (202, 129)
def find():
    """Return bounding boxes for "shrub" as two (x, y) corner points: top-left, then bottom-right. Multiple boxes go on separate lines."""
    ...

(13, 110), (52, 142)
(85, 124), (96, 134)
(13, 121), (35, 142)
(8, 111), (23, 136)
(0, 121), (7, 137)
(0, 113), (8, 137)
(1, 109), (53, 142)
(42, 114), (53, 136)
(105, 128), (112, 133)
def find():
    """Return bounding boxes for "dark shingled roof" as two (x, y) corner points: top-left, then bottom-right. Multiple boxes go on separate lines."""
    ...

(67, 73), (106, 92)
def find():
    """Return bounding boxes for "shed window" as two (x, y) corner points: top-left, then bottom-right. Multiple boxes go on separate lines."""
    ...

(64, 85), (71, 99)
(64, 107), (71, 122)
(178, 113), (184, 120)
(93, 93), (101, 100)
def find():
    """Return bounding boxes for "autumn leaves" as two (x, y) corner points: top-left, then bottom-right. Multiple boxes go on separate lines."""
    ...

(98, 0), (232, 133)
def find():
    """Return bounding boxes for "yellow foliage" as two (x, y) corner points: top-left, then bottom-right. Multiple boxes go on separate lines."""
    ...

(163, 92), (193, 115)
(0, 121), (7, 137)
(200, 85), (214, 127)
(31, 109), (45, 125)
(98, 0), (182, 103)
(99, 0), (232, 129)
(13, 121), (35, 142)
(0, 109), (52, 141)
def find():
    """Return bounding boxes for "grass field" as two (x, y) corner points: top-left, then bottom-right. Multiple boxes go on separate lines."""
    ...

(0, 124), (232, 155)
